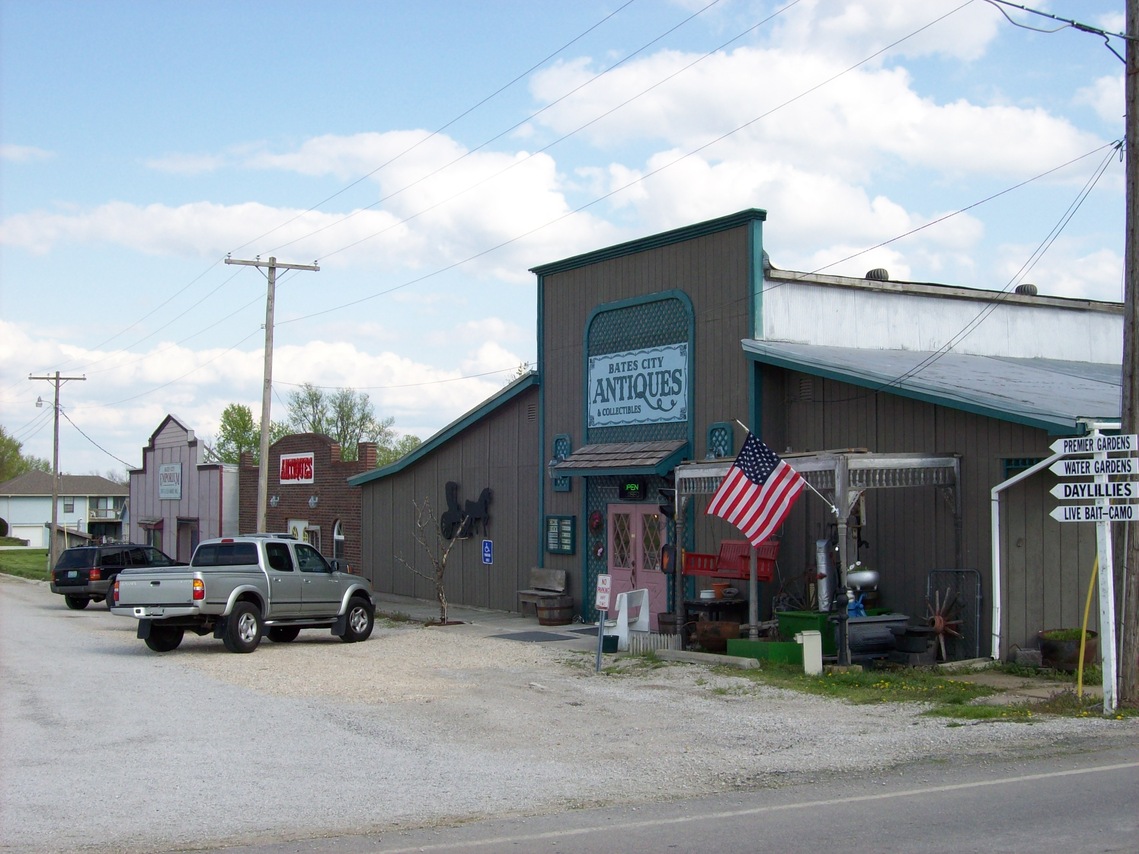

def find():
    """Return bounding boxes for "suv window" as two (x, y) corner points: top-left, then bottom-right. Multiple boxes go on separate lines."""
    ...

(142, 547), (176, 567)
(54, 548), (98, 569)
(265, 543), (294, 572)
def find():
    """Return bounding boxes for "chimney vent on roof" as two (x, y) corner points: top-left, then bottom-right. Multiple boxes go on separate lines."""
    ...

(1015, 283), (1038, 296)
(865, 268), (889, 281)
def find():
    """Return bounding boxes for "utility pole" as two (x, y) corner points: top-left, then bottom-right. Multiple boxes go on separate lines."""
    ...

(1120, 0), (1139, 706)
(29, 371), (86, 572)
(224, 256), (319, 533)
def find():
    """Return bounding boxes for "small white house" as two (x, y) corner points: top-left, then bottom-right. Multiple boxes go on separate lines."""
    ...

(0, 471), (128, 546)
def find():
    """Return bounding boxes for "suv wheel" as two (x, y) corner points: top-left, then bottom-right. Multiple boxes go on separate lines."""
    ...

(64, 595), (90, 610)
(223, 602), (263, 653)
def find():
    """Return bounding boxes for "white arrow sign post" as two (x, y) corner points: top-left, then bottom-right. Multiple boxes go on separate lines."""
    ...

(1048, 429), (1130, 712)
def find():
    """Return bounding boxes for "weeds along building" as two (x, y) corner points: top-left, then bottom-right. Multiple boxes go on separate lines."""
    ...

(351, 209), (1121, 658)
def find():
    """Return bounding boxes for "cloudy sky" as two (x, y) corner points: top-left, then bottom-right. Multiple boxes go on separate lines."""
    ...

(0, 0), (1127, 477)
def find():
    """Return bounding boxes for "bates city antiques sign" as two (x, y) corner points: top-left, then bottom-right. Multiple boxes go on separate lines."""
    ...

(588, 343), (688, 428)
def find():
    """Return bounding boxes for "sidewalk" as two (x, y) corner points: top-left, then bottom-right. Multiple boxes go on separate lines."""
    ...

(372, 592), (602, 652)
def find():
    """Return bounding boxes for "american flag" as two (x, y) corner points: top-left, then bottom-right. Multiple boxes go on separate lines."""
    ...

(705, 432), (805, 546)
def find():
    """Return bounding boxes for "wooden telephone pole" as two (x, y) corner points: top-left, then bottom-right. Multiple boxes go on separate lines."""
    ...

(1120, 0), (1139, 706)
(224, 256), (319, 533)
(29, 371), (86, 571)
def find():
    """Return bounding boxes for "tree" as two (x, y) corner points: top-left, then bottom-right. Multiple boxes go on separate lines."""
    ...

(284, 383), (394, 462)
(0, 425), (50, 483)
(376, 435), (422, 467)
(205, 404), (289, 464)
(211, 404), (259, 464)
(396, 497), (463, 624)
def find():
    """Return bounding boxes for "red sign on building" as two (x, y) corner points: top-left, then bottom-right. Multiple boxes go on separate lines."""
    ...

(279, 452), (315, 484)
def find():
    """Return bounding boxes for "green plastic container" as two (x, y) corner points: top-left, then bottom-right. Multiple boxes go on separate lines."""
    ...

(726, 638), (803, 665)
(776, 611), (836, 655)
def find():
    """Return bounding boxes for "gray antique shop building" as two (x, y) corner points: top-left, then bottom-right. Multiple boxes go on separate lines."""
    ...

(352, 209), (1122, 659)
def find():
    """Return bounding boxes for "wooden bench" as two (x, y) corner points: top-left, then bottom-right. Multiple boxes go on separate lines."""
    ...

(517, 568), (568, 616)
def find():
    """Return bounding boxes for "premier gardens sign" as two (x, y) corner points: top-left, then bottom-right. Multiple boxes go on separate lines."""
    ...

(588, 343), (688, 428)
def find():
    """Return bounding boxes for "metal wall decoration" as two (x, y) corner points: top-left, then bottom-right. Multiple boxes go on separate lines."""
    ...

(441, 481), (494, 540)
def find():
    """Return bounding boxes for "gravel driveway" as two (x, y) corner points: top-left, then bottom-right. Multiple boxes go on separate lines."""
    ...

(2, 574), (1133, 853)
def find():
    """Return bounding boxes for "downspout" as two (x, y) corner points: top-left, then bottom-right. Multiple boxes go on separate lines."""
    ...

(989, 452), (1062, 661)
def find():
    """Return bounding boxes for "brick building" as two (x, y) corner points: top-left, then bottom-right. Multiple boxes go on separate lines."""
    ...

(240, 433), (376, 570)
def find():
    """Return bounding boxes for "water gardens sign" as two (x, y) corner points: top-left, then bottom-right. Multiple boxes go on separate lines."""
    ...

(587, 344), (688, 428)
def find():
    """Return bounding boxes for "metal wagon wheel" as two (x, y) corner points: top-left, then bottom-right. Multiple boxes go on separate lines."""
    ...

(926, 588), (964, 661)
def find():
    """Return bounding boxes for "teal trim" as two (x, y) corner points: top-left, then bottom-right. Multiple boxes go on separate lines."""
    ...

(707, 422), (733, 458)
(531, 209), (767, 276)
(552, 434), (572, 492)
(347, 372), (538, 487)
(537, 274), (547, 571)
(749, 216), (764, 340)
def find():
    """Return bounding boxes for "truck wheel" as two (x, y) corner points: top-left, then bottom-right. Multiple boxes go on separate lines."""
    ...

(224, 602), (263, 653)
(64, 595), (90, 610)
(339, 598), (374, 643)
(144, 625), (184, 652)
(268, 626), (301, 643)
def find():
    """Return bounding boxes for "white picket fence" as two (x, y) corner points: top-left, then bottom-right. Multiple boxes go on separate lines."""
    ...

(626, 631), (681, 654)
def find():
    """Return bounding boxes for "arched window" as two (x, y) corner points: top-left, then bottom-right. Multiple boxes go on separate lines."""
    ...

(333, 519), (345, 561)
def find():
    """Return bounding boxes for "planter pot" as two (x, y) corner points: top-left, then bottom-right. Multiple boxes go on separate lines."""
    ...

(1037, 629), (1098, 672)
(694, 620), (740, 653)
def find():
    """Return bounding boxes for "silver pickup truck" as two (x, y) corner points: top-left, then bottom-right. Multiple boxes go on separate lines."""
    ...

(110, 535), (375, 653)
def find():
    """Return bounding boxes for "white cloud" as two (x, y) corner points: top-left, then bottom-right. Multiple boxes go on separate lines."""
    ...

(1075, 74), (1124, 124)
(1, 144), (53, 163)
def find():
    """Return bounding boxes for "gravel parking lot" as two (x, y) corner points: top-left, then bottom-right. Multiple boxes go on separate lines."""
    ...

(2, 574), (1134, 854)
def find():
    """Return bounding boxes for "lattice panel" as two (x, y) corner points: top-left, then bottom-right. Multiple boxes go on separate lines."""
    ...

(586, 297), (689, 446)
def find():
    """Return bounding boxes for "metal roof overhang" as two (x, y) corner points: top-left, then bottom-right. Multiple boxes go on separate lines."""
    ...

(551, 440), (689, 477)
(742, 340), (1121, 435)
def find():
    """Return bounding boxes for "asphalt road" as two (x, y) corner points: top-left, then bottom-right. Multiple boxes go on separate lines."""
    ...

(214, 745), (1139, 854)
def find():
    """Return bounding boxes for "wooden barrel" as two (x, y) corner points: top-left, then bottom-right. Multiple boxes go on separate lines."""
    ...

(536, 595), (574, 626)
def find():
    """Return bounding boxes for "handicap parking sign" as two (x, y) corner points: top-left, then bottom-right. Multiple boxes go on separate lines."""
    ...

(482, 539), (493, 565)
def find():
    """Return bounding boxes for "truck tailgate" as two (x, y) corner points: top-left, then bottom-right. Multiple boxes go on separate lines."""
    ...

(115, 571), (198, 607)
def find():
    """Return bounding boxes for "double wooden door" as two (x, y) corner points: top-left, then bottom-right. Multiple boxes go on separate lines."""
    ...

(607, 504), (667, 631)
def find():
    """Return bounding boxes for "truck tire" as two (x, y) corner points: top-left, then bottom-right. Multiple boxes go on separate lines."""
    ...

(224, 602), (263, 653)
(144, 625), (184, 652)
(268, 626), (301, 643)
(64, 595), (90, 610)
(339, 597), (374, 643)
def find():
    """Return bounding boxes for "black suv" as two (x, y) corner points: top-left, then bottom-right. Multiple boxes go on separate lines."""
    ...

(50, 544), (182, 610)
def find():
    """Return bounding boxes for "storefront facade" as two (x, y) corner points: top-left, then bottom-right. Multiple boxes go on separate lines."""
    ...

(239, 433), (376, 569)
(357, 209), (1122, 657)
(128, 415), (238, 561)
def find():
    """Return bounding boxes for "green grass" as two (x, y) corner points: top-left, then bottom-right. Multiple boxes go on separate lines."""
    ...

(0, 547), (49, 580)
(732, 661), (998, 711)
